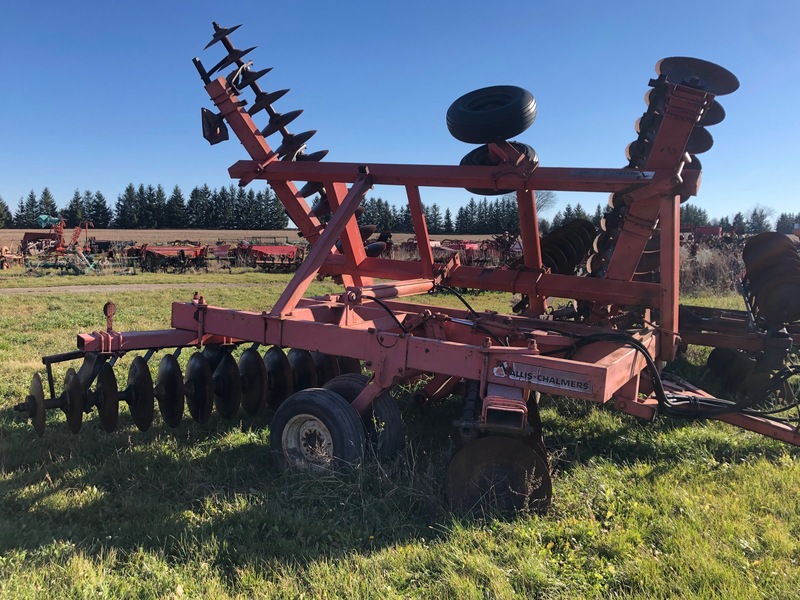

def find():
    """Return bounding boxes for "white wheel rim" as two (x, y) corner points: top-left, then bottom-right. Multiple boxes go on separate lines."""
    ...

(282, 413), (334, 468)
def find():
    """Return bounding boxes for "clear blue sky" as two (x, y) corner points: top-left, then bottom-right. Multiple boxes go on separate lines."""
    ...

(1, 1), (797, 223)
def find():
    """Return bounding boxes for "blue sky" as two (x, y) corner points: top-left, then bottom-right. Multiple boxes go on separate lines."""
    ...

(1, 1), (797, 223)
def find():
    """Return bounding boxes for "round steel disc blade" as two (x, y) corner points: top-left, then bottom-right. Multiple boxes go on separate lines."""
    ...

(239, 348), (268, 417)
(684, 154), (702, 171)
(127, 357), (154, 432)
(337, 356), (362, 375)
(29, 372), (46, 437)
(202, 345), (225, 372)
(185, 352), (214, 423)
(685, 127), (713, 155)
(311, 352), (340, 386)
(213, 352), (242, 420)
(753, 276), (800, 324)
(541, 246), (569, 274)
(264, 347), (293, 410)
(288, 348), (318, 392)
(445, 436), (551, 515)
(155, 354), (184, 428)
(656, 56), (740, 96)
(700, 100), (725, 126)
(96, 363), (119, 433)
(63, 368), (84, 434)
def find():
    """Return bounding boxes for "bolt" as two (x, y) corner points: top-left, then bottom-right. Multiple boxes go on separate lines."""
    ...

(483, 337), (492, 348)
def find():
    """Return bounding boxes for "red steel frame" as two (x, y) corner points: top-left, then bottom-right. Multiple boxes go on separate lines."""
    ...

(71, 73), (799, 446)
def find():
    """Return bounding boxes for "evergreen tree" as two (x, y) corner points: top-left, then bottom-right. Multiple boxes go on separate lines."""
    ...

(268, 189), (289, 229)
(717, 215), (731, 231)
(0, 195), (11, 228)
(425, 203), (443, 234)
(64, 190), (85, 226)
(114, 184), (139, 228)
(90, 192), (112, 228)
(538, 217), (551, 235)
(775, 212), (796, 234)
(680, 204), (709, 227)
(551, 211), (564, 230)
(592, 204), (603, 228)
(38, 188), (58, 217)
(731, 212), (746, 234)
(186, 185), (212, 228)
(81, 190), (95, 225)
(443, 208), (454, 234)
(397, 205), (413, 233)
(153, 185), (168, 228)
(164, 185), (187, 228)
(746, 205), (772, 234)
(15, 191), (40, 228)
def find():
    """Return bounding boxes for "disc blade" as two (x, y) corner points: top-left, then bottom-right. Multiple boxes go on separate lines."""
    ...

(96, 363), (119, 433)
(63, 368), (84, 434)
(155, 354), (184, 428)
(239, 348), (268, 416)
(29, 372), (45, 437)
(127, 357), (154, 432)
(445, 436), (551, 515)
(264, 347), (294, 410)
(185, 353), (214, 424)
(337, 356), (362, 376)
(213, 352), (242, 420)
(656, 56), (740, 96)
(311, 352), (341, 387)
(288, 348), (318, 392)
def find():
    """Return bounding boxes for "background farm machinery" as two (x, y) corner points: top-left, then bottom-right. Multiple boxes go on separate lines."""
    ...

(15, 23), (800, 515)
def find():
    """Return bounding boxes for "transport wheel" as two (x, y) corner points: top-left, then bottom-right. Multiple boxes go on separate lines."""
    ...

(63, 368), (85, 434)
(29, 372), (46, 437)
(239, 348), (268, 416)
(127, 357), (155, 432)
(447, 85), (537, 144)
(270, 388), (366, 470)
(323, 374), (405, 460)
(311, 351), (341, 386)
(288, 348), (318, 392)
(459, 142), (538, 195)
(185, 352), (214, 424)
(264, 347), (294, 410)
(213, 351), (242, 420)
(155, 354), (184, 428)
(96, 362), (120, 433)
(445, 436), (552, 516)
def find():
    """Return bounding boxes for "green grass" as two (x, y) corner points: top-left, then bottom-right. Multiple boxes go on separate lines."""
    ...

(1, 274), (799, 598)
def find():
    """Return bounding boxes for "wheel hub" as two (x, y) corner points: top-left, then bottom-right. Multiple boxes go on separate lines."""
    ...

(283, 414), (334, 467)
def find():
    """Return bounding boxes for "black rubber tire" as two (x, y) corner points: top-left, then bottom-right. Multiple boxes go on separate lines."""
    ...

(270, 388), (366, 470)
(447, 85), (536, 144)
(323, 374), (405, 461)
(460, 142), (538, 196)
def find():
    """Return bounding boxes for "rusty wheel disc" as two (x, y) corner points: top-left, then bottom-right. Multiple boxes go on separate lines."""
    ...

(445, 436), (551, 516)
(337, 356), (362, 376)
(311, 352), (340, 387)
(29, 372), (46, 437)
(185, 352), (214, 423)
(155, 354), (184, 428)
(63, 368), (85, 434)
(96, 363), (119, 433)
(213, 352), (242, 420)
(127, 357), (154, 432)
(264, 347), (294, 410)
(288, 348), (318, 392)
(239, 348), (267, 417)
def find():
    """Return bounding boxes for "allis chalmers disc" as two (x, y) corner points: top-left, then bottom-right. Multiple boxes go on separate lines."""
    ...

(213, 352), (242, 420)
(96, 363), (119, 433)
(29, 372), (46, 437)
(337, 356), (362, 376)
(656, 57), (740, 96)
(264, 346), (294, 410)
(685, 126), (713, 155)
(63, 368), (85, 434)
(700, 100), (725, 126)
(155, 354), (184, 428)
(288, 348), (318, 392)
(127, 357), (154, 432)
(445, 436), (552, 516)
(239, 348), (268, 417)
(185, 352), (214, 423)
(311, 352), (341, 387)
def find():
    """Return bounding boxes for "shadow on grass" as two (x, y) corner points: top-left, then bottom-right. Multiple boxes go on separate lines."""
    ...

(1, 387), (797, 584)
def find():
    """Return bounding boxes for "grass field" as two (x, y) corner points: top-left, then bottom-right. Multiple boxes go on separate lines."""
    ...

(1, 272), (799, 598)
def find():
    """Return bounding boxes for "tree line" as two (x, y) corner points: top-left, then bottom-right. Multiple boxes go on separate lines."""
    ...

(0, 185), (796, 236)
(0, 184), (289, 230)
